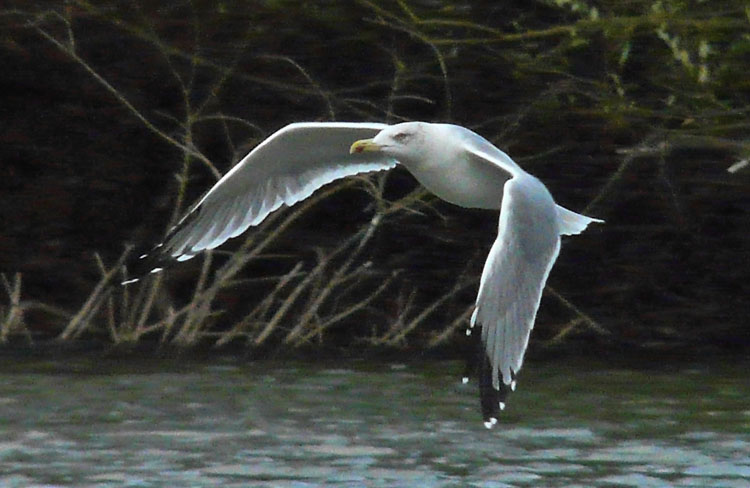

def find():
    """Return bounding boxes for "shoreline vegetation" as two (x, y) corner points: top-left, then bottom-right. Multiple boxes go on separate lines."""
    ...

(1, 1), (748, 357)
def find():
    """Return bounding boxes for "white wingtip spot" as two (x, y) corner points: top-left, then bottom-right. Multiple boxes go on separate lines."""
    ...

(465, 328), (472, 336)
(728, 158), (749, 173)
(483, 420), (494, 429)
(462, 377), (469, 384)
(499, 402), (506, 411)
(510, 380), (517, 391)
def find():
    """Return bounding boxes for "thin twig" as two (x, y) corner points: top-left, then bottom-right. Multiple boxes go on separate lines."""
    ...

(293, 270), (400, 346)
(28, 14), (219, 177)
(546, 286), (609, 336)
(427, 304), (475, 348)
(1, 273), (24, 343)
(59, 250), (130, 340)
(284, 213), (384, 344)
(378, 279), (472, 346)
(215, 261), (305, 347)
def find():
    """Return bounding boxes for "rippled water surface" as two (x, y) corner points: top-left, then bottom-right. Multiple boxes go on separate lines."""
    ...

(0, 355), (748, 487)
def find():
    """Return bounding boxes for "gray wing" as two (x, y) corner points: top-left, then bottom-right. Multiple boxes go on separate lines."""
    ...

(470, 174), (561, 424)
(133, 122), (396, 274)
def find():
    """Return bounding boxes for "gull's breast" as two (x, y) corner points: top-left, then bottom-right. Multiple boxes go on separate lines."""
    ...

(406, 156), (510, 210)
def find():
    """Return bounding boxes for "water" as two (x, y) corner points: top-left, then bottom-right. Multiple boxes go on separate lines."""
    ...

(0, 355), (748, 487)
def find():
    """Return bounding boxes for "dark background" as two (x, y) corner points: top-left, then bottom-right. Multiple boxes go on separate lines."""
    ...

(1, 0), (748, 355)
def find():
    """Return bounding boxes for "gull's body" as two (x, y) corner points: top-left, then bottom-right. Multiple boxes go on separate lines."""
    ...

(128, 121), (602, 428)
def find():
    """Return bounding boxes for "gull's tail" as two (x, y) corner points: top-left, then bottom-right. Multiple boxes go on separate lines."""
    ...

(556, 204), (604, 236)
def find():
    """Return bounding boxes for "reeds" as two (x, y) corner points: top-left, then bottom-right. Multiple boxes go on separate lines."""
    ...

(5, 0), (746, 351)
(2, 1), (612, 350)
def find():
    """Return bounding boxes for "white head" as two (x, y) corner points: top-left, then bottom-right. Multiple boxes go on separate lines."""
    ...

(350, 122), (431, 166)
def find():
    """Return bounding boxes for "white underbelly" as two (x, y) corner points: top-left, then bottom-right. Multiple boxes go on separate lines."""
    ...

(407, 159), (508, 210)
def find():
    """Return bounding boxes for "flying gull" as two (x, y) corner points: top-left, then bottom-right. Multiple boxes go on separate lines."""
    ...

(125, 121), (603, 428)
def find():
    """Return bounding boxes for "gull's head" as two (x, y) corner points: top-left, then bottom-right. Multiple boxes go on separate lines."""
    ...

(349, 122), (426, 164)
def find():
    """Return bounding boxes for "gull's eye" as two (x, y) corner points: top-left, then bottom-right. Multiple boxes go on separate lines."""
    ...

(392, 132), (411, 143)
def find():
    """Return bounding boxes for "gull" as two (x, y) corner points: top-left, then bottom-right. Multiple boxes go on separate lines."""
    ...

(126, 121), (603, 428)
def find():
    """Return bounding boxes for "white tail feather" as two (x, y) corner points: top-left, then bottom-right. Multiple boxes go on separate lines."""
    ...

(556, 204), (604, 236)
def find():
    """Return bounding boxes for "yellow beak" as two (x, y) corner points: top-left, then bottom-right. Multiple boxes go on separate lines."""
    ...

(349, 138), (382, 154)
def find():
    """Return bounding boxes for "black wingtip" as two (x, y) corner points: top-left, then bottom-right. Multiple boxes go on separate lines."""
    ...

(120, 205), (203, 285)
(479, 354), (515, 428)
(464, 323), (516, 429)
(120, 243), (173, 285)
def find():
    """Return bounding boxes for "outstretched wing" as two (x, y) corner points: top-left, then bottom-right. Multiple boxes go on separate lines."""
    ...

(471, 174), (561, 426)
(128, 122), (396, 279)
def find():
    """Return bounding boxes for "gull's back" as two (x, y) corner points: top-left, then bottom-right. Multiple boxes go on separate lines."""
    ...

(396, 124), (514, 210)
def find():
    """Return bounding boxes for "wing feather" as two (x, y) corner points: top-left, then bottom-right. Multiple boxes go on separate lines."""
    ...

(474, 174), (561, 421)
(130, 122), (396, 278)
